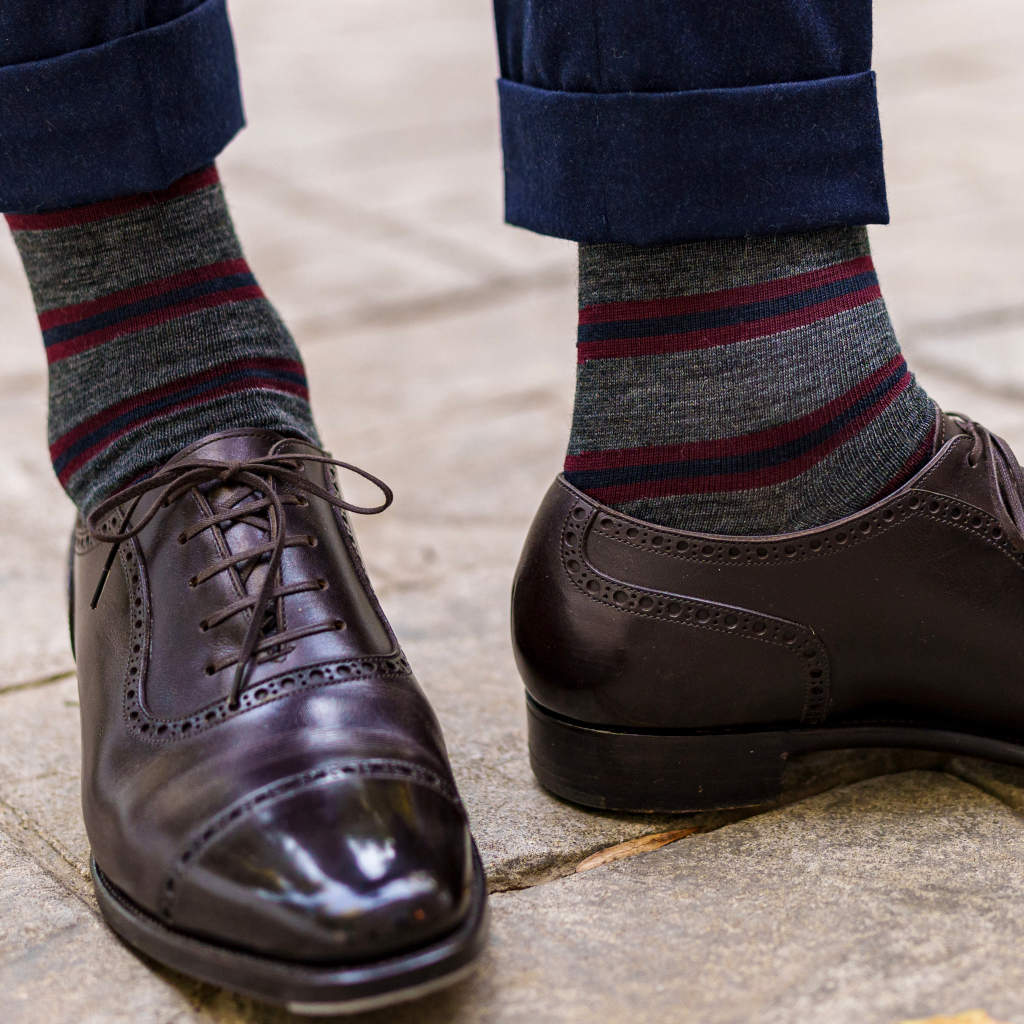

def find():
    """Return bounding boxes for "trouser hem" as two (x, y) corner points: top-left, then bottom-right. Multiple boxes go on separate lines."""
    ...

(498, 71), (888, 244)
(0, 0), (244, 212)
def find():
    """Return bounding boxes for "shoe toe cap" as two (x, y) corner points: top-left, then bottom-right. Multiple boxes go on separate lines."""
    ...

(168, 774), (474, 962)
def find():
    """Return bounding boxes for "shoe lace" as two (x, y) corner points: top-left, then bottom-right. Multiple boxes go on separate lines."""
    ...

(948, 411), (1024, 540)
(84, 441), (392, 709)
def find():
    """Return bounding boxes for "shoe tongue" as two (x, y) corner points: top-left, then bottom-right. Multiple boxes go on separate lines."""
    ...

(937, 411), (971, 451)
(166, 431), (313, 627)
(164, 429), (298, 468)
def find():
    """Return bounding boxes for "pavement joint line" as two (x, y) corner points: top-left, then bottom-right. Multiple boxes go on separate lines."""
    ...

(0, 797), (94, 908)
(485, 763), (1024, 895)
(942, 767), (1024, 823)
(249, 116), (497, 172)
(908, 353), (1024, 406)
(233, 161), (517, 281)
(485, 819), (741, 895)
(295, 265), (574, 343)
(0, 668), (76, 698)
(905, 302), (1024, 336)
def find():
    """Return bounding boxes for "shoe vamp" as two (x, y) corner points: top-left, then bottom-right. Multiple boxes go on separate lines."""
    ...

(141, 482), (394, 720)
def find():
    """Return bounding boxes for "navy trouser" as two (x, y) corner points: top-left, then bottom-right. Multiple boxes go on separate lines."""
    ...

(0, 1), (886, 244)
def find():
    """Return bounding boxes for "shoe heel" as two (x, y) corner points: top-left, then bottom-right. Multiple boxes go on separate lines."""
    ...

(527, 697), (788, 813)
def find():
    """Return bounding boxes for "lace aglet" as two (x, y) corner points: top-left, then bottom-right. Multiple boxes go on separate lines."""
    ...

(90, 541), (121, 609)
(228, 664), (246, 711)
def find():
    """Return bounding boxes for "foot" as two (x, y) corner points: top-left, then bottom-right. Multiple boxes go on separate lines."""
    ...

(513, 405), (1024, 812)
(72, 429), (487, 1012)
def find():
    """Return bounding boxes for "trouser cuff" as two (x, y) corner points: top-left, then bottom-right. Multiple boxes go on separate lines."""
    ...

(0, 0), (243, 213)
(498, 71), (888, 244)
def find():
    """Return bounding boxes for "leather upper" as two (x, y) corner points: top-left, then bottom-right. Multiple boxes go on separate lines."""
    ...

(512, 411), (1024, 738)
(74, 430), (474, 961)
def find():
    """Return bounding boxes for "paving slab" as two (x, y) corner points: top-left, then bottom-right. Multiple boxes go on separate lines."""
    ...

(0, 819), (213, 1024)
(125, 771), (1020, 1024)
(3, 0), (1024, 1021)
(341, 771), (1024, 1024)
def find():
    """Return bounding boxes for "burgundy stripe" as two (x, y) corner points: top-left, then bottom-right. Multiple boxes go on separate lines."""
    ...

(45, 284), (265, 363)
(53, 369), (309, 483)
(585, 373), (912, 504)
(57, 378), (308, 485)
(38, 258), (250, 330)
(50, 358), (307, 462)
(566, 355), (906, 474)
(577, 285), (882, 363)
(5, 167), (219, 231)
(578, 256), (874, 325)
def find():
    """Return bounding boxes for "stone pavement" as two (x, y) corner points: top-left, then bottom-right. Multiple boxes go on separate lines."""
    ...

(2, 1), (1024, 1022)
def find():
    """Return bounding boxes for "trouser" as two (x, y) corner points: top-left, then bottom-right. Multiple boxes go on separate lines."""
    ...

(0, 1), (887, 243)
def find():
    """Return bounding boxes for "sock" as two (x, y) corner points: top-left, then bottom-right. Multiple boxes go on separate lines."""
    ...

(565, 227), (936, 536)
(6, 166), (318, 515)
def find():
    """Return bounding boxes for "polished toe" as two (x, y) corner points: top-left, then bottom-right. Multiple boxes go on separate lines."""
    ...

(168, 776), (474, 963)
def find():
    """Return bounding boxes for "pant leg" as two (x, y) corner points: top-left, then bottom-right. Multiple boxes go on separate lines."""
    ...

(0, 1), (243, 212)
(494, 1), (886, 244)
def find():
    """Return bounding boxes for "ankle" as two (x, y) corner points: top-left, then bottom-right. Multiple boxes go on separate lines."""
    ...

(8, 166), (319, 515)
(565, 228), (936, 535)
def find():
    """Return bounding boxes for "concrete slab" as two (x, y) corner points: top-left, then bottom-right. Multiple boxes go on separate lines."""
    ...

(0, 821), (207, 1024)
(346, 772), (1024, 1024)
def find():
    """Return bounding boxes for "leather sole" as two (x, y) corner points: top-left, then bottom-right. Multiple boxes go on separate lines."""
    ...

(527, 694), (1024, 812)
(91, 850), (489, 1014)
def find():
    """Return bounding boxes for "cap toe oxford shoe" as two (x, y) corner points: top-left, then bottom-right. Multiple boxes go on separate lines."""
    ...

(73, 430), (487, 1012)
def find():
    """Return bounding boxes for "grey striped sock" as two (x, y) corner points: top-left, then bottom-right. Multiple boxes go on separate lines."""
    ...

(7, 166), (318, 515)
(566, 227), (936, 535)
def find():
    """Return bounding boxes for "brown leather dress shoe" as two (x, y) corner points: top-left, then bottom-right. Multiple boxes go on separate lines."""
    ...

(72, 430), (487, 1013)
(513, 408), (1024, 813)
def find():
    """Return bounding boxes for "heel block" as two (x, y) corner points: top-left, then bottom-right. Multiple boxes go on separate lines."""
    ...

(527, 696), (789, 813)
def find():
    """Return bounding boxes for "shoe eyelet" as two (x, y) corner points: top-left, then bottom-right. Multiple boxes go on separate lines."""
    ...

(317, 578), (328, 590)
(177, 533), (187, 545)
(188, 577), (198, 588)
(307, 535), (318, 548)
(198, 621), (209, 633)
(334, 620), (346, 631)
(204, 665), (216, 676)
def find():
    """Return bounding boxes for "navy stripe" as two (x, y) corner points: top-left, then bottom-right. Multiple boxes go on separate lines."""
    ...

(566, 362), (907, 491)
(576, 271), (878, 344)
(42, 272), (258, 347)
(53, 366), (306, 475)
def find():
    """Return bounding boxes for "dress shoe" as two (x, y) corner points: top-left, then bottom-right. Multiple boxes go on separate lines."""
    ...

(513, 407), (1024, 812)
(72, 429), (487, 1012)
